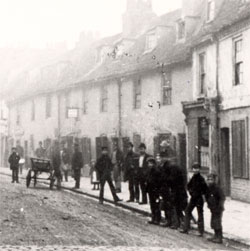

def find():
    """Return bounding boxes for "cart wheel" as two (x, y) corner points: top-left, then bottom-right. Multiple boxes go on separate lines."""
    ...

(26, 170), (31, 188)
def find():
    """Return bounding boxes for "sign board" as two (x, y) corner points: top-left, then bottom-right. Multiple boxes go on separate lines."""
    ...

(67, 108), (79, 118)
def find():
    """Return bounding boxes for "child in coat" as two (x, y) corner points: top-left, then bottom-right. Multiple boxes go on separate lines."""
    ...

(206, 173), (225, 244)
(89, 159), (100, 190)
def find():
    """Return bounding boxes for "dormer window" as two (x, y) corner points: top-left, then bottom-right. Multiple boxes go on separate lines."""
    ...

(177, 20), (185, 40)
(145, 32), (157, 51)
(207, 0), (215, 22)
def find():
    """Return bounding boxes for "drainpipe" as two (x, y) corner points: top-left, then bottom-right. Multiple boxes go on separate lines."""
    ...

(57, 93), (61, 142)
(117, 78), (122, 142)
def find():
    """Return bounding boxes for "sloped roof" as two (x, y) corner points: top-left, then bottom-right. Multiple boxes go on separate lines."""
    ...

(192, 0), (250, 45)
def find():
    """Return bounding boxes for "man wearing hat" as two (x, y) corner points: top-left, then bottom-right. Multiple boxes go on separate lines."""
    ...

(146, 157), (162, 225)
(71, 143), (84, 189)
(137, 143), (150, 205)
(123, 142), (139, 202)
(111, 141), (124, 193)
(8, 147), (21, 183)
(95, 146), (122, 204)
(181, 162), (208, 236)
(206, 173), (225, 244)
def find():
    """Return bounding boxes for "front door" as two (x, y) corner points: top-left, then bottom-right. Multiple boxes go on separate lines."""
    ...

(220, 128), (231, 196)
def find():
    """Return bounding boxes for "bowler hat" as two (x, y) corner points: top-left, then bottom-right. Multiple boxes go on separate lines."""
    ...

(102, 146), (108, 151)
(147, 157), (156, 165)
(139, 143), (146, 149)
(192, 162), (201, 169)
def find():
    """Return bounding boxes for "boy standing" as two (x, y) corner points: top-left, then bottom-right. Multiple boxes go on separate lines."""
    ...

(180, 162), (207, 236)
(206, 173), (225, 244)
(8, 147), (20, 183)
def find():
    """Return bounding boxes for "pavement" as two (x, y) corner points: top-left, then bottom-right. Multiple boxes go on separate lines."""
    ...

(1, 166), (250, 247)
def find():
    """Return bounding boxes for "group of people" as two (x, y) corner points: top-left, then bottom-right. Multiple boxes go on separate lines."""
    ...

(8, 139), (225, 244)
(92, 141), (225, 244)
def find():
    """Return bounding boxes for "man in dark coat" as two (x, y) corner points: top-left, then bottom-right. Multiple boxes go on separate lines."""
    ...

(8, 147), (20, 183)
(169, 163), (188, 229)
(124, 142), (139, 202)
(111, 142), (124, 193)
(206, 173), (225, 244)
(146, 157), (162, 225)
(52, 141), (62, 189)
(181, 162), (208, 236)
(137, 143), (150, 205)
(95, 146), (122, 204)
(71, 143), (83, 189)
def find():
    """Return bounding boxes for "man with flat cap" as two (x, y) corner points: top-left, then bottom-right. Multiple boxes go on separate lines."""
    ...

(8, 147), (21, 183)
(124, 142), (139, 202)
(71, 143), (83, 189)
(95, 146), (122, 204)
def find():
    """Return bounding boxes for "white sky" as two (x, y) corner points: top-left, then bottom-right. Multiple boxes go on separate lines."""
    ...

(0, 0), (182, 49)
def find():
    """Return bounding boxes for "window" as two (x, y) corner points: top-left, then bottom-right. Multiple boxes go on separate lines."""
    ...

(234, 38), (243, 86)
(101, 85), (108, 112)
(45, 95), (52, 118)
(65, 93), (70, 118)
(199, 53), (207, 95)
(232, 119), (249, 179)
(134, 79), (142, 109)
(31, 100), (35, 121)
(146, 32), (157, 51)
(199, 117), (210, 169)
(16, 108), (20, 126)
(82, 91), (88, 114)
(177, 20), (185, 40)
(162, 71), (172, 105)
(207, 0), (215, 22)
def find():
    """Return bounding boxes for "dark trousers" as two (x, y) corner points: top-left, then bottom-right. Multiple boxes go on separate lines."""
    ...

(12, 169), (19, 182)
(148, 192), (161, 223)
(74, 169), (81, 188)
(211, 211), (223, 230)
(19, 164), (23, 175)
(161, 188), (175, 226)
(138, 170), (147, 203)
(128, 173), (139, 201)
(62, 170), (68, 182)
(99, 175), (119, 202)
(183, 196), (204, 234)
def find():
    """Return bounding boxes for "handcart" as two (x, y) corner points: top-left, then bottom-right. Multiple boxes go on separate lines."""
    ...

(26, 157), (55, 189)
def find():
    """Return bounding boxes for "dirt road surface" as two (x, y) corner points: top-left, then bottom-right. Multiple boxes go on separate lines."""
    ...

(0, 174), (246, 251)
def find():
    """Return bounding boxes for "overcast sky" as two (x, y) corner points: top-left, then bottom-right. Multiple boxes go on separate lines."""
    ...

(0, 0), (182, 49)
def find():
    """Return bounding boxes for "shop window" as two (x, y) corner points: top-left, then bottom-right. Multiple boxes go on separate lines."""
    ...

(199, 117), (210, 169)
(232, 119), (249, 179)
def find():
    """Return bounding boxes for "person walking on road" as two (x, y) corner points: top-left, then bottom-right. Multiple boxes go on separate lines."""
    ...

(206, 173), (225, 244)
(95, 146), (122, 205)
(124, 142), (139, 203)
(111, 142), (124, 193)
(137, 143), (150, 205)
(180, 162), (208, 236)
(16, 141), (24, 175)
(8, 147), (20, 183)
(71, 143), (84, 189)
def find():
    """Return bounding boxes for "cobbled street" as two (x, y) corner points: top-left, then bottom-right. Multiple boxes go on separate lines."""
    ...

(0, 174), (246, 251)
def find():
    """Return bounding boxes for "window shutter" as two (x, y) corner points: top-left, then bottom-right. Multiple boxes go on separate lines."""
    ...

(153, 136), (160, 157)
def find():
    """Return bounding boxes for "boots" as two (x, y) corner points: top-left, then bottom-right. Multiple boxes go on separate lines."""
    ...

(208, 229), (223, 244)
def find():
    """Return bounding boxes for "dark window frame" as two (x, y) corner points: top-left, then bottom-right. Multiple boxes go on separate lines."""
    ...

(100, 85), (108, 113)
(234, 38), (243, 86)
(133, 79), (142, 109)
(199, 52), (206, 95)
(162, 71), (172, 106)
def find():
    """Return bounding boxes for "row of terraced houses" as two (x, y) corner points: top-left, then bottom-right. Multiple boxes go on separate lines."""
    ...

(3, 0), (250, 202)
